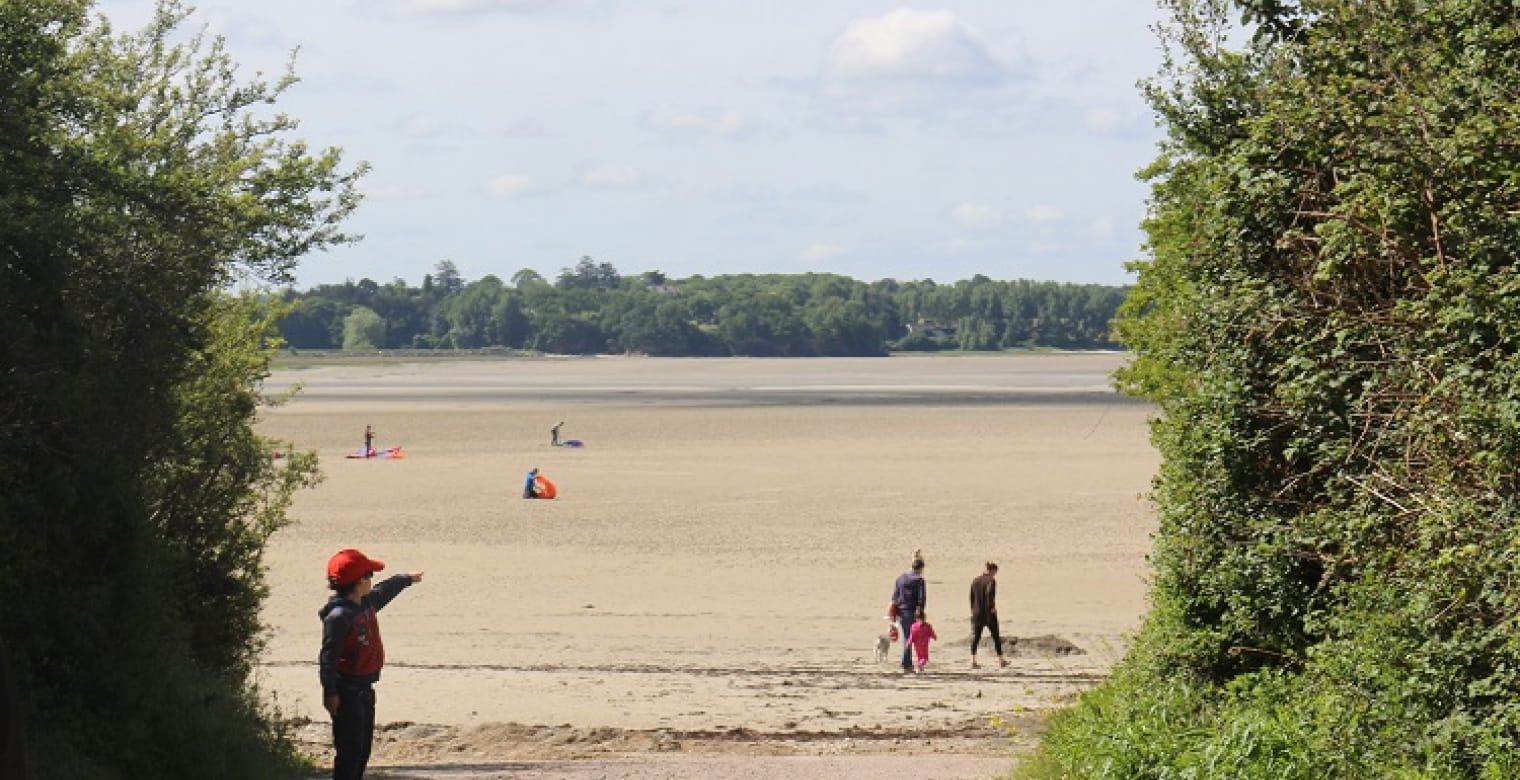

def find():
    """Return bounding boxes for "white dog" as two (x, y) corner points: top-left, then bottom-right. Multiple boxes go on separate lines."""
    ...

(875, 614), (899, 663)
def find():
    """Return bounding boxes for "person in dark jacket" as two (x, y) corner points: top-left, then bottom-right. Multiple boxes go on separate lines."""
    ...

(888, 551), (927, 673)
(969, 561), (1012, 668)
(319, 549), (423, 780)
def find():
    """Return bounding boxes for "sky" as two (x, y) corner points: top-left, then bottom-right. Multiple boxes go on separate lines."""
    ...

(96, 1), (1169, 289)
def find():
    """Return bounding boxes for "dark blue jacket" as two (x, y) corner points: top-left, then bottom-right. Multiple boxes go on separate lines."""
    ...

(892, 570), (926, 617)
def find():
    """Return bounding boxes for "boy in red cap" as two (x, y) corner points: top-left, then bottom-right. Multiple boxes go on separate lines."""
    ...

(318, 549), (423, 780)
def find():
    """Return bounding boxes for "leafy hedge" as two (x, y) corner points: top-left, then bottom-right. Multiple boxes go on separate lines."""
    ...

(1024, 1), (1520, 777)
(1, 1), (355, 776)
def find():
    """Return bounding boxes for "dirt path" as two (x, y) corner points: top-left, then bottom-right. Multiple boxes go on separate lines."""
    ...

(358, 754), (1022, 779)
(292, 715), (1040, 779)
(285, 639), (1095, 779)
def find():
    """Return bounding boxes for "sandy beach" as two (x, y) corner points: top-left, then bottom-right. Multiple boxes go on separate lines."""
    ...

(252, 353), (1158, 778)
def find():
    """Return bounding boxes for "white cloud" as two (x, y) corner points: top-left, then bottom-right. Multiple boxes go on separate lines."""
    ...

(95, 1), (1165, 291)
(713, 109), (744, 134)
(580, 165), (640, 188)
(397, 112), (458, 139)
(401, 0), (601, 14)
(227, 17), (282, 47)
(945, 237), (980, 255)
(502, 118), (554, 138)
(1024, 205), (1064, 223)
(810, 9), (1035, 125)
(1025, 239), (1061, 255)
(951, 202), (1005, 228)
(799, 243), (847, 263)
(484, 173), (535, 197)
(642, 107), (747, 137)
(1085, 107), (1122, 132)
(365, 184), (408, 200)
(1088, 216), (1115, 239)
(825, 9), (1003, 83)
(1082, 106), (1155, 137)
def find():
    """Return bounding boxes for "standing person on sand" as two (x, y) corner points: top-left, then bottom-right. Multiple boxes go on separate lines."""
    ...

(908, 607), (938, 673)
(888, 552), (927, 673)
(550, 421), (564, 447)
(318, 549), (423, 780)
(363, 424), (375, 458)
(969, 561), (1012, 668)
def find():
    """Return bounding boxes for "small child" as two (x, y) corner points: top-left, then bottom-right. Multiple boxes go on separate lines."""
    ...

(319, 549), (423, 780)
(908, 606), (937, 673)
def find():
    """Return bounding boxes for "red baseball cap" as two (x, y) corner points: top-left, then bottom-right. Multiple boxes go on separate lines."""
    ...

(327, 548), (385, 587)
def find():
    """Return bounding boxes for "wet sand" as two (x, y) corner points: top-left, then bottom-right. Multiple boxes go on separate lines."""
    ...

(252, 353), (1158, 776)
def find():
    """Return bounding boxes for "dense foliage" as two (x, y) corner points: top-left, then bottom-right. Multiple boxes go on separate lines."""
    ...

(1025, 1), (1520, 777)
(276, 258), (1128, 356)
(0, 1), (359, 776)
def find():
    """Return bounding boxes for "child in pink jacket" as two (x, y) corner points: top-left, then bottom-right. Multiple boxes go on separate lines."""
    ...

(908, 607), (938, 673)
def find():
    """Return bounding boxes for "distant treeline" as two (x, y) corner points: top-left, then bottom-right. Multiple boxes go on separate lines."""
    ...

(278, 258), (1129, 356)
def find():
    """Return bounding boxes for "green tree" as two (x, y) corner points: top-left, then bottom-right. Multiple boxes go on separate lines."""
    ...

(556, 255), (621, 290)
(270, 269), (1125, 357)
(341, 305), (385, 351)
(431, 259), (465, 295)
(1030, 1), (1520, 777)
(534, 312), (607, 354)
(604, 289), (716, 356)
(370, 278), (431, 348)
(716, 288), (810, 356)
(436, 275), (505, 348)
(490, 288), (532, 349)
(510, 267), (546, 288)
(0, 1), (360, 776)
(804, 295), (887, 356)
(276, 294), (347, 348)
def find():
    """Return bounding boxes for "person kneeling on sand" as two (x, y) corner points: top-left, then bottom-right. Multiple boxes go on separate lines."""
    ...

(523, 467), (541, 499)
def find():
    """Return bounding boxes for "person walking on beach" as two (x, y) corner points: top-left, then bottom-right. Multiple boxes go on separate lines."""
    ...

(523, 467), (541, 499)
(908, 607), (938, 673)
(363, 424), (375, 458)
(888, 551), (927, 673)
(550, 421), (564, 447)
(318, 549), (423, 780)
(970, 561), (1012, 668)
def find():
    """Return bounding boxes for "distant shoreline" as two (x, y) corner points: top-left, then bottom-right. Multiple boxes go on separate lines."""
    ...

(262, 352), (1143, 409)
(271, 347), (1131, 370)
